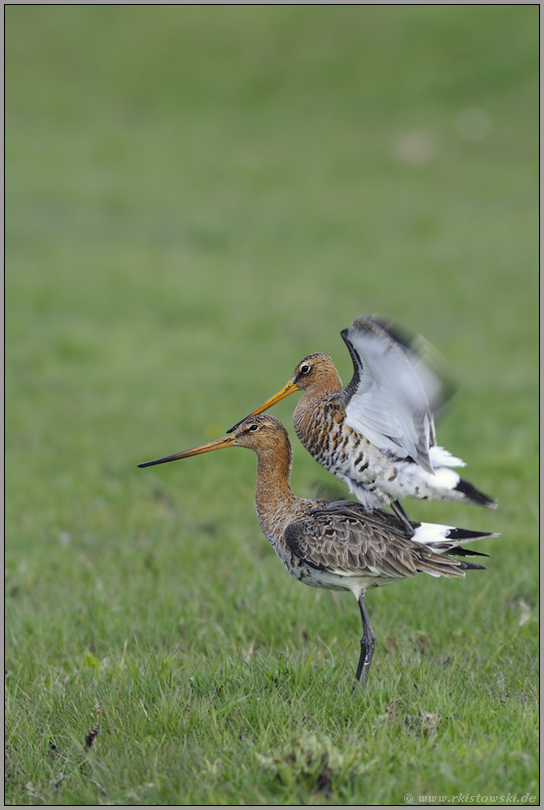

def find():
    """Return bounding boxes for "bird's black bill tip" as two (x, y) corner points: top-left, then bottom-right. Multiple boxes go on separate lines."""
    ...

(137, 456), (176, 469)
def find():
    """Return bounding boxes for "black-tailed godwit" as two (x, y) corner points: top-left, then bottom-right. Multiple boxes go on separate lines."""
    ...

(228, 316), (496, 536)
(139, 414), (497, 687)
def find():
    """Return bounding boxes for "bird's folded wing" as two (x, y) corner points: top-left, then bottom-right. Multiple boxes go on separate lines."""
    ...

(285, 509), (469, 579)
(284, 512), (421, 578)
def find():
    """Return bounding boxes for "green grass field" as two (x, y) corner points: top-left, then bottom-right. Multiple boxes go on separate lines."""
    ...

(5, 6), (538, 805)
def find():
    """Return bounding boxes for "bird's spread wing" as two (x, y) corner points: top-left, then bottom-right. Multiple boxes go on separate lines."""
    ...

(284, 509), (466, 580)
(338, 316), (453, 473)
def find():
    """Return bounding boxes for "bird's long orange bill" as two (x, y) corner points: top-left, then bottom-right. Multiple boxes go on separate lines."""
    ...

(226, 380), (300, 433)
(138, 434), (236, 468)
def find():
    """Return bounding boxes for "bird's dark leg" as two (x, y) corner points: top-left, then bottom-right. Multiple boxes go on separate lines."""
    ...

(353, 593), (376, 688)
(390, 500), (414, 537)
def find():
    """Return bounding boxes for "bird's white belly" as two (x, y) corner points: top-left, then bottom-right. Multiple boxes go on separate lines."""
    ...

(294, 565), (399, 599)
(344, 460), (462, 505)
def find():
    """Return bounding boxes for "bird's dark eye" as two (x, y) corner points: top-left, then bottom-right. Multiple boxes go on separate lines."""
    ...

(249, 424), (259, 431)
(300, 364), (311, 375)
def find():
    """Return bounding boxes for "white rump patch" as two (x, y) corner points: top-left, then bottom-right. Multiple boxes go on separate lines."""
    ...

(430, 445), (465, 468)
(413, 522), (455, 546)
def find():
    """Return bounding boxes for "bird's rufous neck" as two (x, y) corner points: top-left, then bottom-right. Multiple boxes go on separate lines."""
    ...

(303, 368), (343, 401)
(293, 372), (342, 437)
(253, 445), (300, 542)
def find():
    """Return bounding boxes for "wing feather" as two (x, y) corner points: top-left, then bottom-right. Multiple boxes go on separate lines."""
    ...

(284, 508), (467, 581)
(339, 317), (453, 473)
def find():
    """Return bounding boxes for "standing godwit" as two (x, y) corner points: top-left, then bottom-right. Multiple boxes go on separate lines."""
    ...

(228, 316), (496, 536)
(139, 414), (497, 687)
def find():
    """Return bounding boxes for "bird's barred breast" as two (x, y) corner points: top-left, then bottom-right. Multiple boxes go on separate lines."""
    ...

(295, 400), (395, 487)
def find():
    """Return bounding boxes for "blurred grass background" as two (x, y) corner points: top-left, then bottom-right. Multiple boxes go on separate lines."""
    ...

(5, 5), (538, 805)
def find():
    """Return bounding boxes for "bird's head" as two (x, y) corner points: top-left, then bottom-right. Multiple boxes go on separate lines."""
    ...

(226, 353), (338, 433)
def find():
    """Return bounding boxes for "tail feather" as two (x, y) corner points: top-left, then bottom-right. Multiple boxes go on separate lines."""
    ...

(448, 547), (489, 558)
(416, 554), (486, 579)
(444, 527), (496, 540)
(455, 477), (497, 509)
(457, 560), (487, 571)
(428, 527), (497, 558)
(413, 522), (499, 559)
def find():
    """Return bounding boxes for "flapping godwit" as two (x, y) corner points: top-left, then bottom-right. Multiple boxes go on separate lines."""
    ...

(228, 316), (496, 536)
(139, 414), (497, 687)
